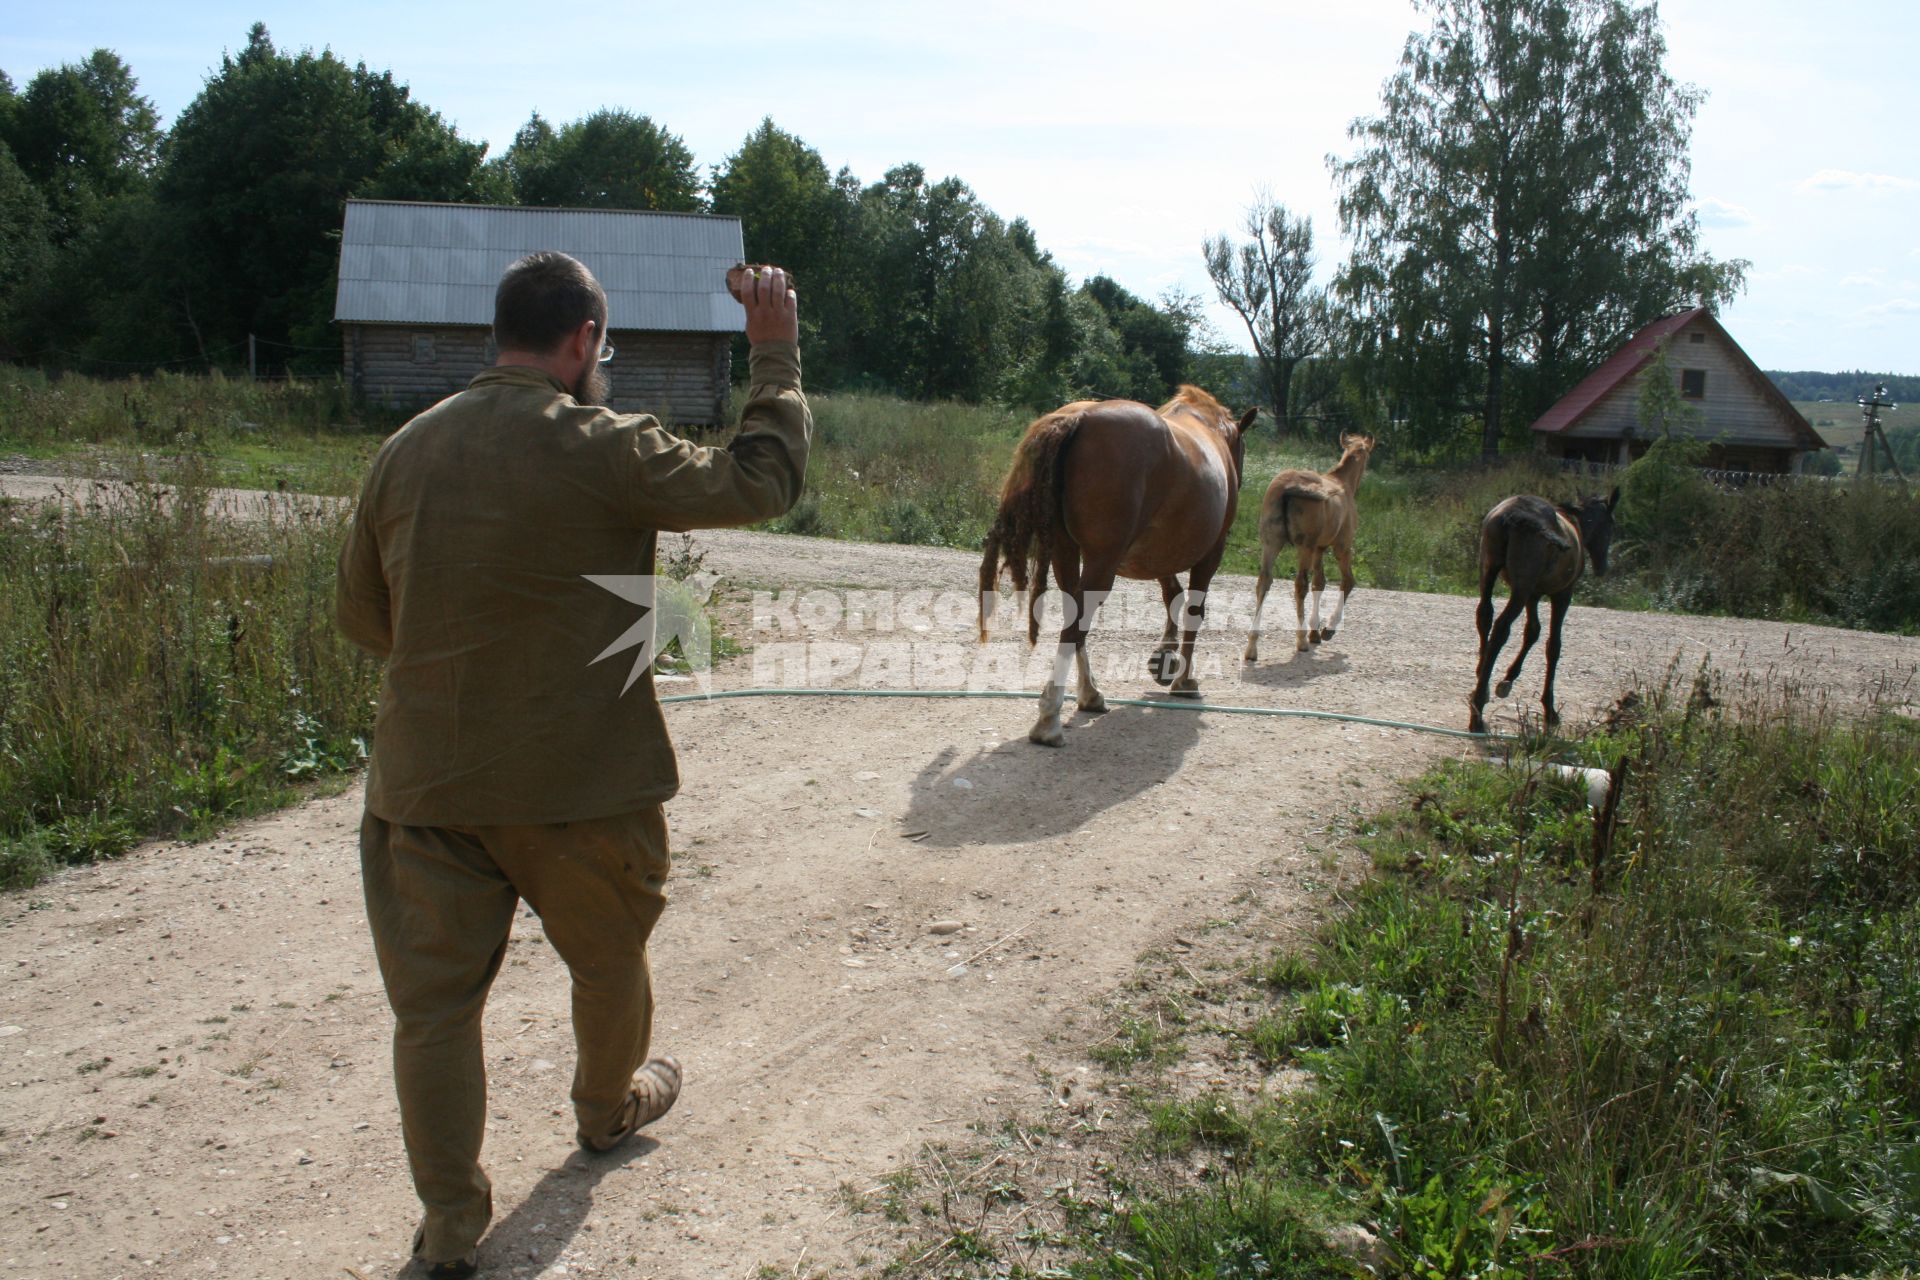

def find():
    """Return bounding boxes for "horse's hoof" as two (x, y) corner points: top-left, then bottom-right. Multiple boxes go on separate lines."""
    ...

(1494, 680), (1512, 698)
(1078, 694), (1109, 714)
(1320, 628), (1336, 642)
(1243, 643), (1258, 663)
(1028, 723), (1065, 747)
(1468, 717), (1486, 734)
(1309, 630), (1324, 645)
(1295, 636), (1310, 652)
(1169, 681), (1202, 699)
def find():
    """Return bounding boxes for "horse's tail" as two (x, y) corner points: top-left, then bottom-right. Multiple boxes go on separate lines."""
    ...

(979, 409), (1082, 646)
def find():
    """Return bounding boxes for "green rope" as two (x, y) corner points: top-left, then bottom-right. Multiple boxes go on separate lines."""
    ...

(657, 685), (1502, 741)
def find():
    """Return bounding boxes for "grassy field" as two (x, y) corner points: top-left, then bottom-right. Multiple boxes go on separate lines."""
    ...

(865, 676), (1920, 1279)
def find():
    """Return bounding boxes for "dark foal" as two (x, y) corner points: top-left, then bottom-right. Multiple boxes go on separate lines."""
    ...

(1468, 489), (1617, 734)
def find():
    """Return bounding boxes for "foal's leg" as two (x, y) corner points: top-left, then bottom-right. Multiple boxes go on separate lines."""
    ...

(1307, 550), (1329, 645)
(1292, 550), (1312, 653)
(1244, 542), (1278, 663)
(1540, 589), (1571, 730)
(1149, 575), (1185, 686)
(1469, 593), (1526, 734)
(1494, 598), (1543, 698)
(1321, 537), (1357, 642)
(1468, 563), (1500, 732)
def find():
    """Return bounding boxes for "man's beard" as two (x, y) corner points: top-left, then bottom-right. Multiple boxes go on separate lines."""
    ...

(573, 363), (611, 406)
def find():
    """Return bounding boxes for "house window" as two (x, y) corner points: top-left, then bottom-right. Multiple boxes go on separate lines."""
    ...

(1688, 331), (1705, 344)
(1680, 369), (1706, 399)
(412, 334), (437, 364)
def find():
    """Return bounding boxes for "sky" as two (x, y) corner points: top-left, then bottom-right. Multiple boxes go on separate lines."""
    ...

(5, 0), (1917, 377)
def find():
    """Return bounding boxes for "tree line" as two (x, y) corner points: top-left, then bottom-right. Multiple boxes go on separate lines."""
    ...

(0, 23), (1210, 413)
(0, 5), (1888, 457)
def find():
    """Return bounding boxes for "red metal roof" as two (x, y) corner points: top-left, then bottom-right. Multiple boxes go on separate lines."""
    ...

(1528, 308), (1826, 451)
(1530, 309), (1704, 435)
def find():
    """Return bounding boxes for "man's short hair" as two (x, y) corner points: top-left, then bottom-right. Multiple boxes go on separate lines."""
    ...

(493, 251), (608, 354)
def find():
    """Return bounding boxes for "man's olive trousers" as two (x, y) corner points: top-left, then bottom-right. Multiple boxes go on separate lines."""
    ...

(359, 806), (671, 1263)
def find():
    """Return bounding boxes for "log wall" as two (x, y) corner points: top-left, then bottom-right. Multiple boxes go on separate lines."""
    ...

(343, 325), (733, 425)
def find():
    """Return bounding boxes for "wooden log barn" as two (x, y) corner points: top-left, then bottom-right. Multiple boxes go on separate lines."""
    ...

(332, 199), (746, 425)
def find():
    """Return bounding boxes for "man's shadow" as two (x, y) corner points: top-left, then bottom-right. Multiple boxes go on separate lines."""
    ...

(900, 699), (1202, 847)
(398, 1138), (655, 1276)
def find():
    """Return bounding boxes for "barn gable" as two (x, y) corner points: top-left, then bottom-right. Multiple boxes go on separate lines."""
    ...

(332, 200), (747, 424)
(1530, 309), (1825, 472)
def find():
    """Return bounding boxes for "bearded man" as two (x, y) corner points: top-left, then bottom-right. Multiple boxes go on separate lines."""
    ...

(336, 251), (808, 1277)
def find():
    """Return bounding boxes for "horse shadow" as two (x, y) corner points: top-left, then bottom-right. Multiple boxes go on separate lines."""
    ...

(900, 700), (1202, 847)
(400, 1138), (654, 1276)
(1236, 647), (1351, 690)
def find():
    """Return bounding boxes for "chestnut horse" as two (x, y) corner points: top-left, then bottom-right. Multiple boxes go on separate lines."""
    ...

(978, 387), (1258, 746)
(1467, 490), (1617, 734)
(1244, 432), (1376, 661)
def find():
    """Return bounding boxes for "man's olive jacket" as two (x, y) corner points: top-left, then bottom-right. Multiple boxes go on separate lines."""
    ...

(336, 342), (809, 826)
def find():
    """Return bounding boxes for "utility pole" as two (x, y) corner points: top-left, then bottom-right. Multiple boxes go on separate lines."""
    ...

(1855, 382), (1904, 482)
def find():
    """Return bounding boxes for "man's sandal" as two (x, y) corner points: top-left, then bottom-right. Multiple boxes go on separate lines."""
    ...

(411, 1225), (478, 1278)
(577, 1056), (682, 1153)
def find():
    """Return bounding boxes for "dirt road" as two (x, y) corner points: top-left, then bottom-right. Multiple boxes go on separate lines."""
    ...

(1, 520), (1913, 1279)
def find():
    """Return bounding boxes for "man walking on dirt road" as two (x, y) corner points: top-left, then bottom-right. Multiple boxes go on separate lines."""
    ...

(336, 253), (808, 1277)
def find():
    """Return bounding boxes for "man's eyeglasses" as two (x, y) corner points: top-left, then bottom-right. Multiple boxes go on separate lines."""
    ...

(597, 342), (616, 364)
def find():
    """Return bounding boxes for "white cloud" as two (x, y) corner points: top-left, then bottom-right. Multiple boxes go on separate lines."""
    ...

(1695, 197), (1754, 228)
(1860, 298), (1920, 319)
(1797, 169), (1920, 192)
(1839, 273), (1883, 287)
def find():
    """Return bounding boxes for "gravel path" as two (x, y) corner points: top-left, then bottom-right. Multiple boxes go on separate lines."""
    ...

(0, 486), (1913, 1279)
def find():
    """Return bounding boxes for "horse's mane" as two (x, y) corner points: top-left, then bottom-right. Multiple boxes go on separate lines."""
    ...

(1509, 500), (1575, 550)
(1160, 384), (1229, 420)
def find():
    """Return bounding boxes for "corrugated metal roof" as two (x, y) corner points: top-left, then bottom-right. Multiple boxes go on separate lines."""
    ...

(332, 199), (746, 334)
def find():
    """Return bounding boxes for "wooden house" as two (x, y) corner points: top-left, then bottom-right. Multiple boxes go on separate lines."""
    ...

(1529, 308), (1827, 473)
(332, 199), (746, 424)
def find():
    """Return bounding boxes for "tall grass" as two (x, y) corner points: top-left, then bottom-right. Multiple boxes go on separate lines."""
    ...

(0, 451), (380, 888)
(0, 366), (390, 496)
(760, 391), (1032, 547)
(1090, 678), (1918, 1278)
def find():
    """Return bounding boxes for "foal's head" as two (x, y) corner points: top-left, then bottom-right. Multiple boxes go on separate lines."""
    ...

(1564, 487), (1620, 576)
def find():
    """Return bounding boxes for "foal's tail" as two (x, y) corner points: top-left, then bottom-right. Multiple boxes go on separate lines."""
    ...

(1273, 485), (1325, 549)
(979, 409), (1082, 645)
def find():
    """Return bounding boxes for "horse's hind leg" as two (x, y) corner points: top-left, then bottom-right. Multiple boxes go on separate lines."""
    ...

(1168, 547), (1225, 698)
(1149, 575), (1184, 686)
(1073, 556), (1117, 714)
(1469, 593), (1526, 734)
(1495, 598), (1543, 698)
(1244, 543), (1278, 662)
(1539, 589), (1571, 729)
(1030, 544), (1087, 747)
